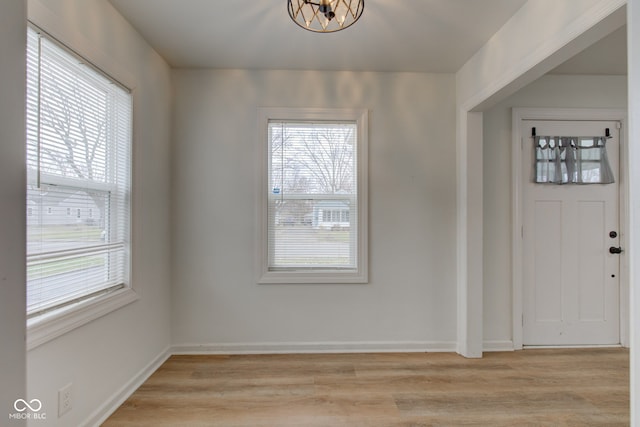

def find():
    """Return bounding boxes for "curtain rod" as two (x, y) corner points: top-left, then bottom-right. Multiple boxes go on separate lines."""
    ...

(531, 127), (611, 138)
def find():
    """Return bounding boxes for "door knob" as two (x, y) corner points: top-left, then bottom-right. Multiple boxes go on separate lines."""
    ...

(609, 246), (623, 254)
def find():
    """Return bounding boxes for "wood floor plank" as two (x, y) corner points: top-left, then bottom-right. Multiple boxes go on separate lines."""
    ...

(103, 348), (629, 426)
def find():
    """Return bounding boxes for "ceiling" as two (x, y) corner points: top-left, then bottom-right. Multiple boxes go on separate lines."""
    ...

(109, 0), (528, 72)
(109, 0), (627, 75)
(549, 25), (627, 75)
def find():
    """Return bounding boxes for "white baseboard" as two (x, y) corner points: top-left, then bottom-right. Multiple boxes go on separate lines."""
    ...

(82, 345), (171, 427)
(483, 340), (515, 352)
(523, 344), (624, 349)
(172, 340), (457, 355)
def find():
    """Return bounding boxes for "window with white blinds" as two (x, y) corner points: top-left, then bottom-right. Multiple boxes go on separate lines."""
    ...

(26, 26), (132, 317)
(258, 108), (368, 284)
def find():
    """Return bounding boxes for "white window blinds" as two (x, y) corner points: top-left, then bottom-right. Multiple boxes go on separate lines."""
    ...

(26, 27), (132, 317)
(268, 121), (358, 271)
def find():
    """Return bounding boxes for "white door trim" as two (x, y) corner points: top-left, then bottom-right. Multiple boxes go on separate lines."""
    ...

(512, 107), (629, 349)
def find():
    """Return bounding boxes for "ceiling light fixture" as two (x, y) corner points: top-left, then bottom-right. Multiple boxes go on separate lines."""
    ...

(288, 0), (364, 33)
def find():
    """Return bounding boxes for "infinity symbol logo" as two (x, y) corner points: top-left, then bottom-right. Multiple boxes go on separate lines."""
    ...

(14, 399), (42, 412)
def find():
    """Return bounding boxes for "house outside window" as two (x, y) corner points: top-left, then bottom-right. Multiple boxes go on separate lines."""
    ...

(25, 25), (132, 333)
(317, 204), (350, 229)
(258, 108), (368, 284)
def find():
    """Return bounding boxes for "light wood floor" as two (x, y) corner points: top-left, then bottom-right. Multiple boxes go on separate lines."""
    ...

(103, 348), (629, 426)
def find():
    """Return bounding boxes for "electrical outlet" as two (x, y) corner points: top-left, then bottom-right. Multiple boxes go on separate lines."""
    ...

(58, 383), (72, 417)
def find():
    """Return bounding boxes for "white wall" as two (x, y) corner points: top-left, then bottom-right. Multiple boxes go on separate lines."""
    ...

(171, 69), (458, 351)
(0, 2), (27, 426)
(627, 0), (640, 420)
(25, 1), (172, 425)
(482, 74), (628, 343)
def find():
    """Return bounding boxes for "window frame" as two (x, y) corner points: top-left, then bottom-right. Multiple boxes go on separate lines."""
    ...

(25, 22), (137, 350)
(257, 107), (368, 284)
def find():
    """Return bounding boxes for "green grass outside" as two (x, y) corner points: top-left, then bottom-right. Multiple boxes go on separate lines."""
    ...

(28, 256), (105, 280)
(273, 257), (351, 266)
(28, 224), (104, 241)
(274, 226), (351, 242)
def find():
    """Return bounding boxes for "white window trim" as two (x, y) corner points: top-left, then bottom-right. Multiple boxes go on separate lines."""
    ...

(25, 16), (138, 350)
(256, 107), (369, 284)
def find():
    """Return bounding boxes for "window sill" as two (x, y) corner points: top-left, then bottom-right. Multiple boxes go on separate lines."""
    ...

(27, 287), (138, 351)
(258, 270), (368, 284)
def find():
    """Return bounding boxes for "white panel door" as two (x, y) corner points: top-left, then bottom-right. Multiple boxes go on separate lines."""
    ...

(522, 120), (620, 346)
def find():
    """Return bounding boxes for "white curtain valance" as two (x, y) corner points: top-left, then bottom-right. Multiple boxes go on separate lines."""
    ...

(534, 136), (615, 184)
